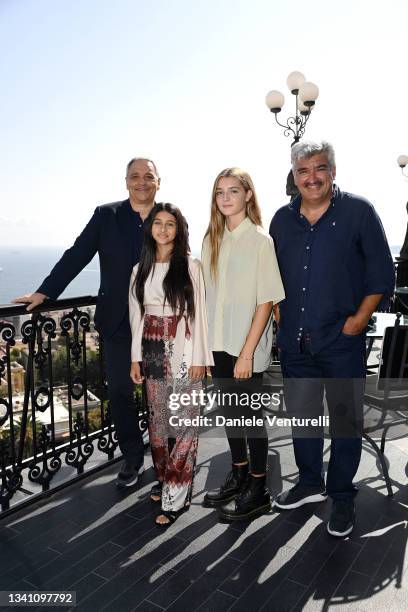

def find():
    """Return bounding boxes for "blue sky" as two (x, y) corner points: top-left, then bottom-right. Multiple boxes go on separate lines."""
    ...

(1, 0), (408, 252)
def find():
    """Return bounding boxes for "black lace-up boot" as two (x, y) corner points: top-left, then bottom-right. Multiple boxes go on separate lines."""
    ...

(203, 463), (249, 508)
(218, 474), (271, 521)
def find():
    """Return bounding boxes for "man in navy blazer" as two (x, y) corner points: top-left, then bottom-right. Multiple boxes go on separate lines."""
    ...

(13, 157), (160, 487)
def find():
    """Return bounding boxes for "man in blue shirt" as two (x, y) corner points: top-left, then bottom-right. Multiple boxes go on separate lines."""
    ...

(13, 158), (160, 488)
(269, 141), (395, 537)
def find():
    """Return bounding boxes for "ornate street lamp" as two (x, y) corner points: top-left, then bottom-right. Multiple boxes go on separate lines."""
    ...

(265, 71), (319, 199)
(397, 154), (408, 177)
(265, 71), (319, 145)
(396, 155), (408, 264)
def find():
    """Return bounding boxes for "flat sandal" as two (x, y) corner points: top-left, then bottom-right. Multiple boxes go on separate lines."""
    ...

(150, 482), (162, 502)
(155, 506), (188, 527)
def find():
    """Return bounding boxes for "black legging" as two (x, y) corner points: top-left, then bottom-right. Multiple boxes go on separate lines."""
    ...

(211, 351), (268, 474)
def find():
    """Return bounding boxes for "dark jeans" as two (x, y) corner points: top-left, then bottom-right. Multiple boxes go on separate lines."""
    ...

(280, 332), (366, 500)
(211, 351), (268, 474)
(103, 321), (144, 467)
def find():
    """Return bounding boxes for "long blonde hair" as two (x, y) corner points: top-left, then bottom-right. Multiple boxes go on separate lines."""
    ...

(204, 168), (263, 279)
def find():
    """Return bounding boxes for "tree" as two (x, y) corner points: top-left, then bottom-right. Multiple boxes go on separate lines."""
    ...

(87, 407), (102, 432)
(12, 415), (43, 460)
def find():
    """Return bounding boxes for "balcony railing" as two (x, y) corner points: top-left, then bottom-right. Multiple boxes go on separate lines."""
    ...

(0, 296), (148, 516)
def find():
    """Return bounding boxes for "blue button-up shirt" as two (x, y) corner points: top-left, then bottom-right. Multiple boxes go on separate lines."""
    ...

(269, 185), (395, 353)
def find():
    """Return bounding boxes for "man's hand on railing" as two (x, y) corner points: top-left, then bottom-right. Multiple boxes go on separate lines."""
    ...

(11, 292), (47, 312)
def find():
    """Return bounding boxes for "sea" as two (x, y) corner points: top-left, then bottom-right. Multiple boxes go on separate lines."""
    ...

(0, 244), (402, 307)
(0, 247), (100, 306)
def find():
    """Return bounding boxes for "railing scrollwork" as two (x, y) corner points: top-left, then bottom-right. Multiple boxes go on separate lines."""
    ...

(0, 297), (148, 515)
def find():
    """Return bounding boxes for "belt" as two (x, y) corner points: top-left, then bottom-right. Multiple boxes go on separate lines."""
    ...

(144, 305), (176, 316)
(144, 307), (191, 377)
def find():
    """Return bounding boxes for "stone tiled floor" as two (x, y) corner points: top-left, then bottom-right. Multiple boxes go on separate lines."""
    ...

(1, 424), (408, 611)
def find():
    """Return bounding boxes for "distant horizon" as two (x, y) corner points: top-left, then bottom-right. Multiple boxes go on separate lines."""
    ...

(0, 244), (403, 254)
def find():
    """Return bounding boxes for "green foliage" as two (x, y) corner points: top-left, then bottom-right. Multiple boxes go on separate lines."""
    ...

(10, 347), (26, 367)
(10, 415), (43, 460)
(87, 407), (102, 432)
(47, 346), (102, 394)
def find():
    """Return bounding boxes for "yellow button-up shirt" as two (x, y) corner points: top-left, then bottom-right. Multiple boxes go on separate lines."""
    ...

(202, 217), (285, 372)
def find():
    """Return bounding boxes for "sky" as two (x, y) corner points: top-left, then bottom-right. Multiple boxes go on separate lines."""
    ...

(1, 0), (408, 254)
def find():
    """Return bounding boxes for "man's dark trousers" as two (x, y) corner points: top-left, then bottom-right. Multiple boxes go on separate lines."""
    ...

(103, 319), (144, 468)
(280, 332), (366, 500)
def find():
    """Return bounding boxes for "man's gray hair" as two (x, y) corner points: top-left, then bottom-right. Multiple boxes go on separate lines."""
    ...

(291, 141), (336, 171)
(126, 157), (160, 177)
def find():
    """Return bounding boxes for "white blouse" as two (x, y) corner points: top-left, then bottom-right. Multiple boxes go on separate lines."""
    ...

(201, 217), (285, 372)
(129, 256), (214, 375)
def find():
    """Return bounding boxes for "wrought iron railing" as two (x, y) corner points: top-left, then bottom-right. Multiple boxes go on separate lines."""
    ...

(0, 297), (148, 516)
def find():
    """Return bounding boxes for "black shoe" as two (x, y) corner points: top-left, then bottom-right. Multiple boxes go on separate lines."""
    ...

(203, 463), (249, 508)
(116, 461), (145, 488)
(273, 483), (327, 510)
(218, 475), (271, 522)
(327, 499), (355, 537)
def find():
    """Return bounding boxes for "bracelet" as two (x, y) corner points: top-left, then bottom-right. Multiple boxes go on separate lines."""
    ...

(239, 355), (253, 360)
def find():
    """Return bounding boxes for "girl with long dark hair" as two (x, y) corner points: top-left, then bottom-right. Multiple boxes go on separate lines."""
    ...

(201, 168), (285, 522)
(129, 203), (213, 526)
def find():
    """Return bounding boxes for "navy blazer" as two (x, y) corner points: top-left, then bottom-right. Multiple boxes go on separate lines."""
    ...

(37, 199), (142, 338)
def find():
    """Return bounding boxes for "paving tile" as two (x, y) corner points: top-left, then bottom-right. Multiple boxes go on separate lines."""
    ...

(278, 501), (327, 527)
(75, 539), (179, 611)
(175, 507), (221, 543)
(5, 497), (74, 533)
(30, 541), (122, 589)
(74, 566), (158, 612)
(259, 578), (307, 612)
(274, 516), (324, 553)
(8, 496), (102, 535)
(149, 524), (242, 607)
(13, 516), (130, 586)
(1, 430), (408, 611)
(56, 509), (143, 553)
(288, 549), (331, 587)
(290, 584), (335, 612)
(0, 578), (43, 610)
(0, 525), (20, 540)
(331, 570), (372, 605)
(361, 531), (408, 609)
(125, 497), (159, 520)
(219, 545), (301, 608)
(133, 601), (164, 611)
(208, 513), (281, 563)
(70, 571), (107, 607)
(164, 557), (238, 611)
(0, 546), (61, 589)
(313, 540), (363, 588)
(350, 533), (391, 577)
(0, 519), (84, 571)
(109, 512), (158, 547)
(94, 526), (185, 581)
(197, 589), (237, 611)
(100, 563), (176, 611)
(306, 529), (342, 556)
(291, 540), (364, 611)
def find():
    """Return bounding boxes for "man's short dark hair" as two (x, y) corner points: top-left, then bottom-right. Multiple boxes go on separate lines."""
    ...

(126, 157), (160, 177)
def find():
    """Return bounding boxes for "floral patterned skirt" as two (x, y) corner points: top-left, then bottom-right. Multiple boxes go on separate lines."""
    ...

(142, 313), (201, 512)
